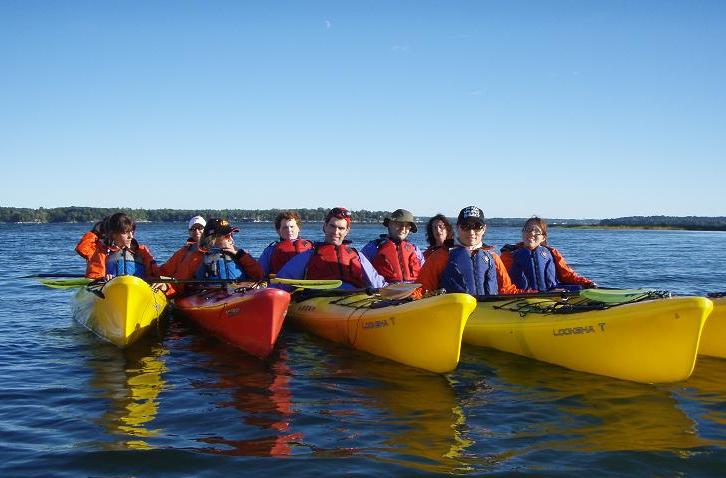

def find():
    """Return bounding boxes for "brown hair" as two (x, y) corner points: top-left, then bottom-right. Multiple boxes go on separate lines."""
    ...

(522, 216), (548, 244)
(425, 214), (453, 247)
(275, 211), (302, 230)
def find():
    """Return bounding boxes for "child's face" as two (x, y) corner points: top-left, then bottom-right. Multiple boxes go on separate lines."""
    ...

(113, 230), (133, 248)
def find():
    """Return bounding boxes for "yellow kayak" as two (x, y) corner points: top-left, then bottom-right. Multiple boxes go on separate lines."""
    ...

(700, 295), (726, 358)
(72, 276), (168, 348)
(464, 291), (712, 383)
(287, 292), (476, 373)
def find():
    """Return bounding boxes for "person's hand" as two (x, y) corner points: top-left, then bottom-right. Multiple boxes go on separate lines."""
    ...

(584, 282), (598, 289)
(152, 282), (170, 293)
(104, 273), (113, 281)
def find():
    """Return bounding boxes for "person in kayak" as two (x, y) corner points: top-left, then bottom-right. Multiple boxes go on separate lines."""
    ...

(157, 215), (207, 296)
(361, 208), (425, 283)
(85, 212), (159, 281)
(258, 211), (314, 276)
(74, 216), (109, 261)
(500, 216), (597, 291)
(273, 207), (387, 290)
(194, 218), (264, 281)
(423, 214), (454, 260)
(417, 206), (531, 296)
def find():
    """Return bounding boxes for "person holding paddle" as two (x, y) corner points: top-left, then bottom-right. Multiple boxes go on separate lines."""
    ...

(85, 212), (159, 281)
(361, 209), (425, 283)
(500, 216), (597, 292)
(417, 206), (531, 296)
(157, 215), (208, 296)
(258, 210), (314, 276)
(273, 207), (386, 290)
(194, 218), (264, 281)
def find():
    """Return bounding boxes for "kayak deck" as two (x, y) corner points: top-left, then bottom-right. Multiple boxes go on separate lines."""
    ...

(288, 292), (477, 373)
(464, 291), (712, 383)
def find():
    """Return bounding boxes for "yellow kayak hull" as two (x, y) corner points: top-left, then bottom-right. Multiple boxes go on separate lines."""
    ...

(72, 276), (168, 348)
(464, 296), (712, 383)
(288, 293), (476, 373)
(700, 296), (726, 358)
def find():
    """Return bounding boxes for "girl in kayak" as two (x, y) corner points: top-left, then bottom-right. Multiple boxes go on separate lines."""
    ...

(500, 217), (597, 292)
(195, 218), (264, 281)
(423, 214), (454, 260)
(257, 211), (313, 276)
(417, 206), (531, 296)
(85, 212), (158, 281)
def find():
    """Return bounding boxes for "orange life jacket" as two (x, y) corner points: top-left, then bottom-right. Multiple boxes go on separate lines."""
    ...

(269, 239), (314, 274)
(306, 242), (365, 288)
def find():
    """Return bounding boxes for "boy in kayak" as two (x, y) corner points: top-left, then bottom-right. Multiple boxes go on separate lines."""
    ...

(257, 211), (313, 276)
(417, 206), (531, 296)
(500, 216), (597, 291)
(423, 214), (454, 260)
(361, 208), (425, 283)
(195, 218), (264, 281)
(274, 207), (386, 290)
(85, 212), (158, 281)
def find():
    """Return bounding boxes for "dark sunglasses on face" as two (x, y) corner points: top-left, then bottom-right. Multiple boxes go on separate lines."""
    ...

(460, 222), (484, 231)
(328, 207), (351, 219)
(190, 225), (204, 231)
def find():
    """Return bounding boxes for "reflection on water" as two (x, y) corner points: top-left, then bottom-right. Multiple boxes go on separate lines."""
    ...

(461, 346), (710, 455)
(182, 333), (300, 457)
(86, 337), (167, 450)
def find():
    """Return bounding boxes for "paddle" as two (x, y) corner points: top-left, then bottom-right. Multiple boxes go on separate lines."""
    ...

(35, 276), (343, 290)
(269, 278), (343, 289)
(38, 278), (94, 289)
(476, 288), (663, 303)
(300, 282), (421, 300)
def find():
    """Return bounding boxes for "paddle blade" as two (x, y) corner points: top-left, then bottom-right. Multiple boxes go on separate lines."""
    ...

(270, 278), (343, 289)
(379, 282), (421, 300)
(580, 288), (654, 304)
(38, 278), (93, 289)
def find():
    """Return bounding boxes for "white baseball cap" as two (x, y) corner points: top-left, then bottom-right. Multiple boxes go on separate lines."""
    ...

(188, 215), (206, 229)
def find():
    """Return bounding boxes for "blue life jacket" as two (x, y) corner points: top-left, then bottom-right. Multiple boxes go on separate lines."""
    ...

(106, 248), (146, 278)
(508, 246), (559, 291)
(198, 248), (246, 280)
(439, 246), (498, 295)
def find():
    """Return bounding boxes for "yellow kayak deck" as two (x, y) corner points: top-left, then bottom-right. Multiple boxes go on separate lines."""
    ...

(464, 294), (712, 383)
(288, 292), (476, 373)
(72, 276), (168, 348)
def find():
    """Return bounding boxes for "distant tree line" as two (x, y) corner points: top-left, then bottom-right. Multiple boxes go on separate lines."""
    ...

(1, 208), (723, 230)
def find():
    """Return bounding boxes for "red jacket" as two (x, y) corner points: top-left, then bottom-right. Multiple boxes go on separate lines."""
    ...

(75, 230), (103, 261)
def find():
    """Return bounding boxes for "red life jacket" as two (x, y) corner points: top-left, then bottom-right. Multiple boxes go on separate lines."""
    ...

(269, 239), (314, 274)
(371, 238), (421, 282)
(306, 242), (365, 288)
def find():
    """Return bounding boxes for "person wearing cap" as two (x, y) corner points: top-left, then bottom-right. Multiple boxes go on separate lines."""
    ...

(360, 209), (425, 283)
(257, 210), (314, 277)
(417, 206), (532, 296)
(157, 215), (208, 296)
(194, 218), (264, 281)
(273, 207), (387, 290)
(499, 216), (597, 292)
(423, 214), (454, 260)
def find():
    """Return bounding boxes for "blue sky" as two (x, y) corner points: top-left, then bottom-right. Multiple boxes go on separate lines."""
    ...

(1, 1), (724, 218)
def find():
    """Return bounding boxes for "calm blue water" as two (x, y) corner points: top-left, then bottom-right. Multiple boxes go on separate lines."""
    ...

(0, 223), (724, 477)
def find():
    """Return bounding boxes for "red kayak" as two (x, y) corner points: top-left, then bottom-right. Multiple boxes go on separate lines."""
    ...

(174, 287), (290, 359)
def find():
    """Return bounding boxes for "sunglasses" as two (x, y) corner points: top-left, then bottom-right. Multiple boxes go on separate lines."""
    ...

(328, 207), (351, 218)
(189, 225), (205, 231)
(459, 222), (484, 231)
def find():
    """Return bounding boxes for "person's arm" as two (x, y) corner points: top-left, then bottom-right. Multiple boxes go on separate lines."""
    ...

(75, 230), (101, 261)
(416, 249), (448, 293)
(414, 244), (426, 266)
(158, 246), (186, 277)
(493, 253), (531, 295)
(549, 247), (596, 287)
(85, 249), (107, 279)
(359, 254), (387, 288)
(272, 250), (313, 291)
(236, 250), (264, 280)
(359, 240), (378, 262)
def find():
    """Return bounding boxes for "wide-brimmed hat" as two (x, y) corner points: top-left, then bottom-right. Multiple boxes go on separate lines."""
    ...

(456, 206), (486, 226)
(188, 215), (206, 230)
(383, 209), (417, 233)
(203, 218), (239, 238)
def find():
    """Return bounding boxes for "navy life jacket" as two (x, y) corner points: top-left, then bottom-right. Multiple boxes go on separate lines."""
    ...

(439, 246), (498, 295)
(199, 248), (246, 280)
(106, 248), (146, 278)
(507, 245), (559, 291)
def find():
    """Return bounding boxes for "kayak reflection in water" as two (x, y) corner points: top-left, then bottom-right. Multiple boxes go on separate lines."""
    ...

(273, 207), (386, 291)
(257, 210), (313, 277)
(500, 216), (597, 292)
(417, 206), (531, 296)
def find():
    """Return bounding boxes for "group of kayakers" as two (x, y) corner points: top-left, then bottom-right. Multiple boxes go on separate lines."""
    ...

(74, 206), (596, 298)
